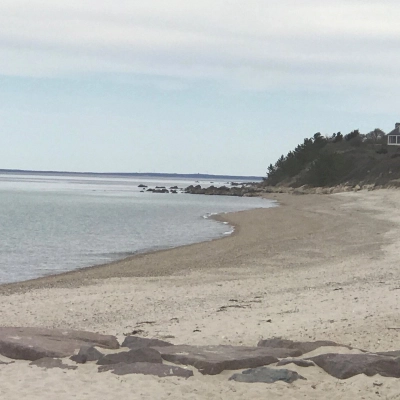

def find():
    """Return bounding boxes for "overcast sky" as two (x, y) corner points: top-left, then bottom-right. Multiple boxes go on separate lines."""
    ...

(1, 1), (399, 176)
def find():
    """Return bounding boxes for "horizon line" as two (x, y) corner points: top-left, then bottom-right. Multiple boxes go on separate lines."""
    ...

(0, 168), (264, 180)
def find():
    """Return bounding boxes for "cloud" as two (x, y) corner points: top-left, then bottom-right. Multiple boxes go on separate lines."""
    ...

(1, 0), (400, 91)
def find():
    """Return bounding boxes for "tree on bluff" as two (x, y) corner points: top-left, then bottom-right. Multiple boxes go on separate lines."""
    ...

(344, 130), (360, 141)
(365, 128), (386, 143)
(265, 133), (328, 185)
(333, 132), (343, 143)
(304, 152), (354, 187)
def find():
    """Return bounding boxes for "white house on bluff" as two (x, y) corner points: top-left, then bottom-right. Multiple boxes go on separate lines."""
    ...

(388, 123), (400, 145)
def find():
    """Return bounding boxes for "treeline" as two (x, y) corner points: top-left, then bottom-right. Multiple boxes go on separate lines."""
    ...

(265, 128), (386, 187)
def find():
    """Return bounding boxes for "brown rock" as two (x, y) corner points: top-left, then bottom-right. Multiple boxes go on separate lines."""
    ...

(99, 362), (193, 378)
(229, 366), (306, 383)
(30, 358), (78, 370)
(0, 327), (119, 361)
(96, 347), (162, 366)
(70, 345), (104, 364)
(277, 358), (315, 367)
(121, 336), (173, 350)
(257, 338), (347, 355)
(308, 353), (400, 379)
(153, 345), (296, 375)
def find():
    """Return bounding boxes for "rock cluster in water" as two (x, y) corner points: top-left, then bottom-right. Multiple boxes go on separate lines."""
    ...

(139, 185), (184, 194)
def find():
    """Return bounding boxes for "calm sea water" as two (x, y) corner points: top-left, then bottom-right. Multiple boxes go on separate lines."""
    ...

(0, 173), (275, 284)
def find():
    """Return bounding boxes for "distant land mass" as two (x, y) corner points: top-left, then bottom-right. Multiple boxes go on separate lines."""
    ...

(0, 169), (263, 181)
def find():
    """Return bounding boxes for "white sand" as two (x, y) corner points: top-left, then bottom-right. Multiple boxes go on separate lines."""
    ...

(1, 190), (400, 399)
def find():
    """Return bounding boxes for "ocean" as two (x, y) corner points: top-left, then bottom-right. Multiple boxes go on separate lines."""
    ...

(0, 173), (275, 284)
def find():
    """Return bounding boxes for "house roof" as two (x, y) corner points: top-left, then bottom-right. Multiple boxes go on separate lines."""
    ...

(388, 127), (400, 136)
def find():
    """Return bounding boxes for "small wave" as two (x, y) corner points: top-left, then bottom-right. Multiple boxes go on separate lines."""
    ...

(223, 226), (235, 235)
(202, 212), (219, 219)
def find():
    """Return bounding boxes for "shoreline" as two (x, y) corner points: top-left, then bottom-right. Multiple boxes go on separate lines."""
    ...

(0, 201), (275, 295)
(0, 195), (276, 293)
(0, 191), (385, 296)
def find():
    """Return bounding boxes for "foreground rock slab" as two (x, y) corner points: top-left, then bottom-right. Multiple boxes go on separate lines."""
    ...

(258, 338), (347, 355)
(0, 327), (119, 361)
(96, 348), (162, 366)
(121, 336), (173, 350)
(229, 367), (306, 384)
(308, 353), (400, 379)
(30, 358), (78, 370)
(99, 362), (194, 378)
(153, 345), (298, 375)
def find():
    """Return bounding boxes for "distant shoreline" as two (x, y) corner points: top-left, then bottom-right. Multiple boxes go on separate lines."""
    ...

(0, 169), (263, 181)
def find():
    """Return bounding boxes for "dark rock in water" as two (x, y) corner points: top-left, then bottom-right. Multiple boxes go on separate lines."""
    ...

(169, 186), (179, 189)
(96, 347), (162, 366)
(99, 362), (194, 378)
(171, 190), (177, 194)
(70, 345), (104, 364)
(30, 358), (78, 370)
(138, 184), (147, 188)
(155, 186), (166, 189)
(121, 336), (173, 350)
(229, 367), (306, 384)
(0, 327), (119, 361)
(277, 358), (315, 368)
(152, 345), (297, 375)
(308, 353), (400, 379)
(257, 338), (347, 355)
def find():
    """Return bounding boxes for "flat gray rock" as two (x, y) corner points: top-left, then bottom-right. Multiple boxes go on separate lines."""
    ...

(70, 345), (104, 364)
(96, 347), (162, 366)
(308, 353), (400, 379)
(229, 366), (306, 383)
(121, 336), (173, 350)
(0, 327), (119, 361)
(30, 358), (78, 370)
(277, 358), (315, 368)
(153, 345), (295, 375)
(257, 338), (346, 355)
(99, 362), (193, 378)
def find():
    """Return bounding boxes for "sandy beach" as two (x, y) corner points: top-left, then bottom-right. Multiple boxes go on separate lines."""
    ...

(1, 190), (400, 399)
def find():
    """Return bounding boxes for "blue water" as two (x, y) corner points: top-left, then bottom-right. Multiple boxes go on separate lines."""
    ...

(0, 173), (275, 284)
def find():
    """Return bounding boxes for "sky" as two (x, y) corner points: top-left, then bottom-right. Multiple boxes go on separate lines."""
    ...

(1, 1), (400, 176)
